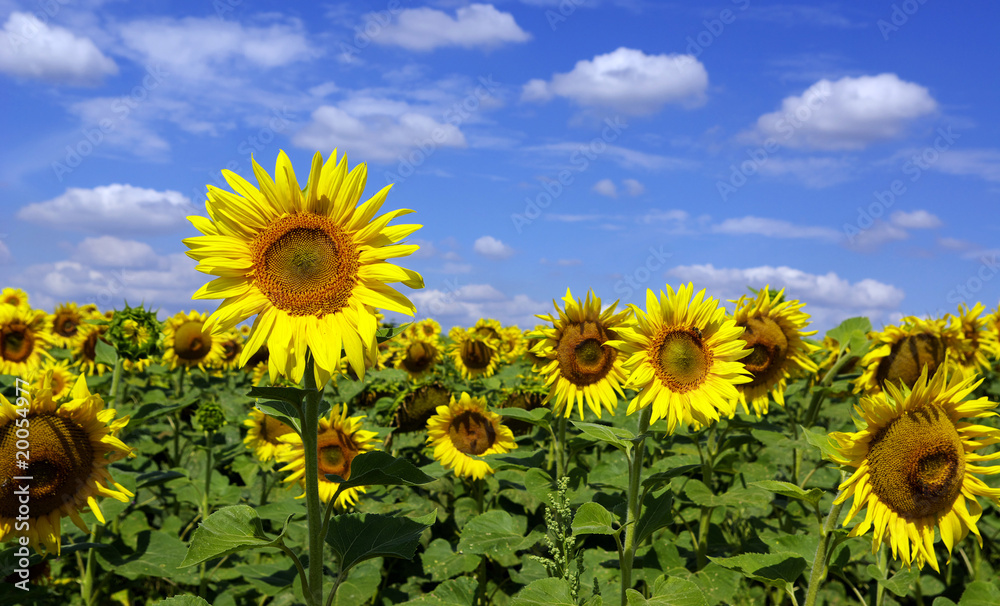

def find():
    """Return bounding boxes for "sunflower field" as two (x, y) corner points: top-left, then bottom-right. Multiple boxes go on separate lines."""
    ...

(2, 152), (1000, 606)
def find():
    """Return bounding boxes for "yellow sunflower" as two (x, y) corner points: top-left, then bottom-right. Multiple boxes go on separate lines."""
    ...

(524, 326), (549, 369)
(28, 359), (77, 402)
(614, 283), (752, 433)
(215, 328), (244, 372)
(426, 392), (517, 480)
(829, 364), (1000, 571)
(276, 404), (379, 508)
(47, 302), (89, 350)
(0, 305), (51, 377)
(0, 373), (133, 555)
(530, 288), (632, 419)
(243, 408), (295, 462)
(447, 327), (502, 380)
(73, 322), (111, 376)
(946, 303), (995, 373)
(162, 310), (224, 371)
(183, 149), (424, 388)
(730, 286), (819, 417)
(394, 383), (452, 432)
(0, 287), (30, 309)
(404, 318), (441, 340)
(394, 334), (441, 381)
(854, 316), (957, 395)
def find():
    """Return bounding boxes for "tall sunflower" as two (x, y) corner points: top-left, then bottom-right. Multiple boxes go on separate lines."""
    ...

(0, 287), (30, 309)
(394, 333), (441, 381)
(447, 327), (501, 380)
(530, 288), (632, 419)
(0, 374), (133, 555)
(28, 359), (78, 402)
(404, 318), (441, 341)
(730, 286), (818, 417)
(162, 310), (224, 371)
(183, 149), (424, 388)
(426, 392), (517, 480)
(614, 284), (751, 433)
(216, 328), (244, 372)
(243, 408), (294, 462)
(830, 364), (1000, 571)
(0, 305), (50, 377)
(854, 316), (957, 395)
(47, 302), (89, 350)
(276, 404), (379, 508)
(73, 321), (111, 376)
(946, 303), (995, 373)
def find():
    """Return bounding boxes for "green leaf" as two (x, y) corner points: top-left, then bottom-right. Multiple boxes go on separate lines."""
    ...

(456, 510), (538, 557)
(98, 530), (196, 583)
(397, 577), (478, 605)
(331, 558), (383, 606)
(254, 400), (301, 434)
(750, 481), (825, 507)
(957, 582), (1000, 606)
(376, 324), (408, 343)
(684, 480), (724, 508)
(247, 385), (314, 406)
(635, 490), (674, 545)
(647, 576), (709, 606)
(826, 316), (871, 356)
(571, 421), (635, 453)
(642, 465), (699, 491)
(94, 337), (118, 367)
(800, 425), (841, 462)
(708, 552), (807, 598)
(179, 505), (284, 568)
(136, 470), (186, 489)
(572, 502), (617, 536)
(867, 564), (918, 597)
(499, 407), (551, 426)
(151, 597), (212, 606)
(326, 451), (435, 491)
(325, 510), (435, 572)
(511, 577), (576, 605)
(421, 538), (480, 582)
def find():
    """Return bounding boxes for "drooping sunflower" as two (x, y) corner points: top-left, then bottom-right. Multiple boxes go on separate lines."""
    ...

(946, 303), (995, 373)
(73, 321), (111, 376)
(394, 383), (452, 432)
(243, 408), (295, 462)
(426, 392), (517, 480)
(730, 286), (819, 417)
(447, 327), (501, 380)
(276, 404), (379, 508)
(47, 302), (89, 350)
(0, 305), (50, 376)
(0, 374), (133, 555)
(614, 283), (752, 433)
(0, 287), (30, 309)
(183, 149), (424, 388)
(530, 288), (632, 419)
(394, 334), (441, 381)
(28, 359), (78, 402)
(854, 316), (958, 395)
(162, 310), (224, 371)
(829, 364), (1000, 571)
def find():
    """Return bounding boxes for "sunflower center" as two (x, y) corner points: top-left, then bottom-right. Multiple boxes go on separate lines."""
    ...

(221, 339), (240, 362)
(1, 324), (33, 362)
(317, 430), (360, 480)
(0, 414), (94, 518)
(875, 334), (945, 390)
(402, 341), (436, 373)
(448, 410), (496, 456)
(251, 213), (360, 317)
(654, 329), (711, 392)
(740, 316), (789, 387)
(460, 339), (494, 370)
(81, 330), (106, 361)
(556, 322), (617, 387)
(174, 321), (212, 361)
(55, 313), (80, 338)
(866, 405), (965, 519)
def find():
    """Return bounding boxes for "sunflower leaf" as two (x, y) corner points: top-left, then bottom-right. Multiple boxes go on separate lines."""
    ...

(825, 317), (872, 357)
(395, 576), (478, 605)
(150, 597), (212, 606)
(799, 425), (841, 462)
(708, 552), (807, 598)
(325, 510), (435, 572)
(376, 324), (409, 344)
(866, 564), (919, 597)
(572, 502), (618, 536)
(635, 490), (674, 545)
(647, 575), (710, 606)
(642, 465), (700, 491)
(247, 385), (314, 406)
(325, 451), (435, 491)
(750, 481), (825, 508)
(179, 505), (284, 568)
(94, 337), (118, 367)
(956, 581), (1000, 606)
(254, 400), (302, 434)
(511, 577), (576, 605)
(571, 421), (635, 454)
(499, 407), (551, 427)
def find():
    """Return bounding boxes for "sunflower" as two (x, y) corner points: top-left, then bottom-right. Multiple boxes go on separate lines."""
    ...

(276, 404), (379, 508)
(854, 316), (957, 395)
(524, 326), (549, 369)
(404, 318), (441, 340)
(0, 305), (50, 377)
(829, 364), (1000, 571)
(426, 392), (517, 480)
(243, 408), (295, 462)
(946, 303), (995, 373)
(472, 318), (520, 363)
(614, 283), (752, 433)
(0, 287), (29, 309)
(394, 334), (441, 380)
(215, 328), (244, 372)
(530, 288), (632, 419)
(47, 302), (89, 350)
(394, 383), (451, 432)
(730, 286), (819, 417)
(447, 327), (502, 380)
(162, 310), (224, 371)
(0, 373), (133, 555)
(28, 359), (77, 402)
(183, 149), (424, 388)
(73, 322), (111, 376)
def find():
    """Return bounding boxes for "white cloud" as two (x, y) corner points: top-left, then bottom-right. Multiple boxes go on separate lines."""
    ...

(473, 235), (514, 259)
(76, 236), (160, 268)
(375, 4), (530, 51)
(843, 220), (909, 251)
(0, 240), (10, 265)
(408, 283), (547, 329)
(929, 149), (1000, 182)
(522, 47), (708, 115)
(526, 143), (697, 171)
(752, 73), (937, 150)
(623, 178), (645, 196)
(592, 178), (617, 197)
(890, 209), (941, 229)
(938, 237), (973, 251)
(638, 209), (694, 234)
(757, 157), (854, 188)
(0, 12), (117, 86)
(18, 184), (195, 234)
(712, 217), (840, 241)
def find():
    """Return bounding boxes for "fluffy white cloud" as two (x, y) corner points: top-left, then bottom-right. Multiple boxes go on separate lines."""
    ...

(0, 12), (117, 85)
(929, 149), (1000, 182)
(407, 283), (546, 329)
(526, 143), (697, 171)
(753, 74), (937, 150)
(592, 178), (617, 197)
(623, 178), (645, 196)
(76, 236), (159, 268)
(473, 236), (514, 259)
(711, 217), (840, 241)
(18, 184), (195, 234)
(843, 220), (909, 251)
(890, 209), (941, 229)
(756, 157), (854, 188)
(375, 4), (530, 51)
(522, 48), (708, 115)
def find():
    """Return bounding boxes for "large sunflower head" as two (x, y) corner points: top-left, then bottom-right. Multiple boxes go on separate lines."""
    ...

(830, 364), (1000, 571)
(73, 321), (111, 376)
(447, 327), (502, 380)
(0, 287), (30, 309)
(730, 286), (819, 417)
(243, 408), (295, 462)
(47, 302), (89, 350)
(0, 305), (51, 377)
(184, 150), (424, 388)
(854, 316), (957, 395)
(425, 392), (517, 480)
(530, 288), (633, 419)
(162, 310), (224, 371)
(276, 404), (379, 509)
(0, 374), (133, 555)
(394, 334), (441, 380)
(404, 318), (441, 341)
(945, 303), (995, 373)
(614, 283), (752, 433)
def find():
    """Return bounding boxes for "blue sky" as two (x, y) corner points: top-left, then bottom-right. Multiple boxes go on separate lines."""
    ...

(2, 0), (999, 334)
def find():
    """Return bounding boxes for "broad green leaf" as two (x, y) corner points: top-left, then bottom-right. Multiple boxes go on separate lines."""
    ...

(247, 385), (313, 406)
(866, 564), (918, 597)
(99, 530), (197, 584)
(254, 400), (301, 434)
(647, 576), (709, 606)
(325, 510), (435, 571)
(499, 407), (551, 426)
(572, 502), (617, 536)
(684, 480), (724, 508)
(331, 558), (383, 606)
(151, 597), (212, 606)
(94, 337), (118, 367)
(397, 577), (478, 605)
(421, 538), (480, 582)
(376, 324), (408, 343)
(571, 421), (635, 453)
(826, 317), (871, 356)
(750, 481), (825, 507)
(642, 465), (699, 491)
(957, 582), (1000, 606)
(326, 451), (435, 490)
(136, 470), (187, 489)
(708, 552), (807, 598)
(179, 505), (285, 568)
(456, 510), (539, 557)
(800, 425), (841, 462)
(636, 490), (674, 545)
(511, 577), (576, 605)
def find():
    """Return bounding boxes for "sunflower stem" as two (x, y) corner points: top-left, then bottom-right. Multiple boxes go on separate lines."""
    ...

(473, 478), (488, 606)
(555, 414), (568, 480)
(109, 356), (123, 408)
(874, 543), (887, 606)
(176, 365), (186, 398)
(803, 484), (846, 606)
(619, 405), (652, 606)
(200, 428), (214, 598)
(301, 352), (324, 606)
(81, 524), (103, 606)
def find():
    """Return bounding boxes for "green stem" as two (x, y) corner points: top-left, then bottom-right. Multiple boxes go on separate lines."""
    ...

(619, 406), (652, 606)
(82, 525), (104, 606)
(695, 506), (714, 571)
(302, 352), (324, 606)
(556, 414), (568, 481)
(473, 478), (488, 606)
(803, 484), (846, 606)
(874, 543), (886, 606)
(109, 356), (123, 408)
(693, 428), (715, 570)
(200, 429), (214, 597)
(176, 365), (187, 398)
(794, 354), (848, 485)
